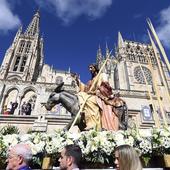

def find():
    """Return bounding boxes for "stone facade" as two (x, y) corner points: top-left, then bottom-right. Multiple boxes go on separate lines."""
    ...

(0, 11), (170, 133)
(0, 11), (76, 133)
(97, 32), (170, 128)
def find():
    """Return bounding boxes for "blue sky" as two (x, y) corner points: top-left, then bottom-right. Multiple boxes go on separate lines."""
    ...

(0, 0), (170, 83)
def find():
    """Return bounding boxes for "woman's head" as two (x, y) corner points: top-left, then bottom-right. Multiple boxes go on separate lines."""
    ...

(114, 145), (142, 170)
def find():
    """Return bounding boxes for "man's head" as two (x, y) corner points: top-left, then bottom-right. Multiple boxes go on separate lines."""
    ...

(58, 144), (82, 170)
(6, 143), (32, 170)
(88, 64), (99, 78)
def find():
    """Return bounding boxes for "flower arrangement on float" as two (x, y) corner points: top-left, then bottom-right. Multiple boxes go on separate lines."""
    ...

(0, 125), (170, 168)
(152, 127), (170, 155)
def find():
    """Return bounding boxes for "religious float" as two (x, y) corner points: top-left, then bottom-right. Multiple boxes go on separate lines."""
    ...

(0, 17), (170, 170)
(0, 125), (170, 169)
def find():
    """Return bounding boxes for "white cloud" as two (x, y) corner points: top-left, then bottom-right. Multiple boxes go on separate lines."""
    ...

(35, 0), (113, 24)
(0, 0), (21, 33)
(156, 6), (170, 49)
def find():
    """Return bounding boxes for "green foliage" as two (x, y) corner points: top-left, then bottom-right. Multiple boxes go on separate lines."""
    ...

(141, 155), (151, 167)
(0, 124), (20, 135)
(31, 156), (42, 168)
(0, 135), (7, 168)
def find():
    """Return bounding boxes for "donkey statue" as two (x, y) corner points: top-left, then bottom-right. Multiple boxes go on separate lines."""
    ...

(44, 82), (128, 131)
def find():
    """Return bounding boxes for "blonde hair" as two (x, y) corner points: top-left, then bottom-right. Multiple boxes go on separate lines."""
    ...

(115, 145), (142, 170)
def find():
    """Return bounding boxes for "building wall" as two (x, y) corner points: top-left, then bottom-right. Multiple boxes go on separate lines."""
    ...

(109, 36), (170, 128)
(0, 11), (77, 133)
(0, 12), (169, 133)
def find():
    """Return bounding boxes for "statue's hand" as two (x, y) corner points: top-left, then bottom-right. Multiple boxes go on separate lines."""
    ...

(87, 90), (96, 95)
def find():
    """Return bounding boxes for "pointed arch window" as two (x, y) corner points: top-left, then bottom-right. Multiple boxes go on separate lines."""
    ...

(18, 40), (25, 53)
(13, 56), (21, 71)
(20, 56), (27, 72)
(138, 55), (146, 63)
(129, 54), (135, 61)
(25, 41), (31, 53)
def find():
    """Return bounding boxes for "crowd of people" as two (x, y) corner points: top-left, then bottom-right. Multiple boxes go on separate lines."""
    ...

(3, 101), (32, 115)
(20, 102), (32, 115)
(5, 143), (142, 170)
(3, 101), (18, 115)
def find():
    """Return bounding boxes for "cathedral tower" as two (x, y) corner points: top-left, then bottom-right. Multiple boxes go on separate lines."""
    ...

(97, 32), (170, 127)
(115, 32), (170, 92)
(114, 32), (170, 127)
(0, 11), (44, 82)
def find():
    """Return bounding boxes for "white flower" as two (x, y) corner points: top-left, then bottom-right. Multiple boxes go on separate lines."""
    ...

(66, 131), (81, 141)
(124, 136), (134, 146)
(139, 129), (152, 138)
(19, 134), (32, 142)
(25, 141), (39, 155)
(114, 131), (125, 146)
(139, 139), (152, 154)
(3, 134), (19, 148)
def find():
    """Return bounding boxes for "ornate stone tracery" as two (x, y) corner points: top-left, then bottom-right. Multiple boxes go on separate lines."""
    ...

(134, 66), (152, 84)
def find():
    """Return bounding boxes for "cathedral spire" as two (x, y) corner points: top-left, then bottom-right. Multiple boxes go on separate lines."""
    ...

(118, 31), (125, 49)
(13, 26), (22, 44)
(96, 44), (102, 65)
(25, 10), (40, 36)
(16, 26), (22, 36)
(105, 42), (110, 58)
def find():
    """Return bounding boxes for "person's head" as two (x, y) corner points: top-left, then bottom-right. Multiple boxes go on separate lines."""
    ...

(114, 145), (142, 170)
(88, 64), (99, 78)
(58, 144), (82, 170)
(6, 143), (32, 170)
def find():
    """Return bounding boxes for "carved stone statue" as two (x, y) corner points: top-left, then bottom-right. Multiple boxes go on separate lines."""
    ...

(45, 64), (128, 131)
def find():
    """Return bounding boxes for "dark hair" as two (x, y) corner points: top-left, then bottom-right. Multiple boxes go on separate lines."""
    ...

(64, 144), (82, 166)
(88, 64), (99, 80)
(88, 63), (99, 73)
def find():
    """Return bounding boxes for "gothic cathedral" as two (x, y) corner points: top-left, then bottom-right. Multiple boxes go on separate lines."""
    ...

(0, 11), (76, 132)
(0, 11), (169, 132)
